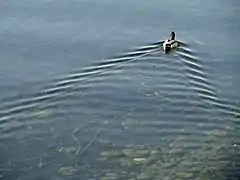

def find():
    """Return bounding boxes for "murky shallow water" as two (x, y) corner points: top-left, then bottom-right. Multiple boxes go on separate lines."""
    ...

(0, 0), (240, 179)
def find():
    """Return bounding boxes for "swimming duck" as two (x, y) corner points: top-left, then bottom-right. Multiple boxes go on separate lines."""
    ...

(163, 31), (178, 53)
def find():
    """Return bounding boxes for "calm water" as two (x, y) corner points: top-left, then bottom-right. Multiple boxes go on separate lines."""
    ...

(0, 0), (240, 179)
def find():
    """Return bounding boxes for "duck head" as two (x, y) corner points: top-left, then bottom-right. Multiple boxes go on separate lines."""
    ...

(170, 31), (175, 40)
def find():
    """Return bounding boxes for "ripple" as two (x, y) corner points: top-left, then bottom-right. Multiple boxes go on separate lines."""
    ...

(0, 39), (239, 146)
(0, 38), (239, 180)
(0, 42), (162, 126)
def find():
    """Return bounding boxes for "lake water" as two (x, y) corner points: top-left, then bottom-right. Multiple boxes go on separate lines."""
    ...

(0, 0), (240, 179)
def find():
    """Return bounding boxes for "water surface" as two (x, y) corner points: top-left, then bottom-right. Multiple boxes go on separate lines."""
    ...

(0, 0), (239, 179)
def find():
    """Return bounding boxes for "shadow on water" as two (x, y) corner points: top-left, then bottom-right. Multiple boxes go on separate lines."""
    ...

(0, 39), (239, 180)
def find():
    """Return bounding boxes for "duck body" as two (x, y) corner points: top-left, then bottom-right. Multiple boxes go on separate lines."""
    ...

(163, 31), (179, 53)
(163, 39), (178, 52)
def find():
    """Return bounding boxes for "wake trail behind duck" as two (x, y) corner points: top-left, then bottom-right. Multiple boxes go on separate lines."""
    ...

(175, 46), (240, 117)
(0, 41), (164, 123)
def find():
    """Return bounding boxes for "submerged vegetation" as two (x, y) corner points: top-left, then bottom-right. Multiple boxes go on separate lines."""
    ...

(55, 124), (239, 180)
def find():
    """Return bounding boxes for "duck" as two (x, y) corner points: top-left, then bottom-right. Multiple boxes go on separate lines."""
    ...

(163, 31), (179, 53)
